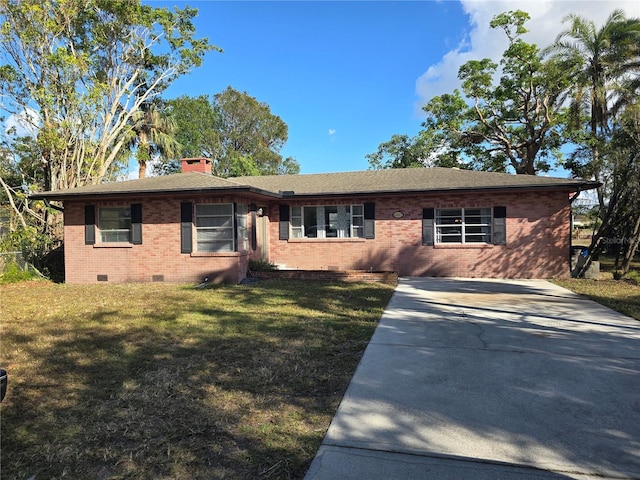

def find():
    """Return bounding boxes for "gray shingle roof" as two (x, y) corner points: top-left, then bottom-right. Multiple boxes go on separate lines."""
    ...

(30, 172), (279, 199)
(235, 168), (598, 196)
(31, 167), (599, 201)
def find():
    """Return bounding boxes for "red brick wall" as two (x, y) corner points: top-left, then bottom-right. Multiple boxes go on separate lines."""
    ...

(263, 190), (571, 279)
(62, 189), (572, 283)
(64, 196), (250, 284)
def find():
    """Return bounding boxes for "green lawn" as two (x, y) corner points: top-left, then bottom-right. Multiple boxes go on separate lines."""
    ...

(1, 280), (395, 479)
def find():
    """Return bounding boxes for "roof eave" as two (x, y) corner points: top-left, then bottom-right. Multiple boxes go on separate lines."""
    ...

(277, 181), (602, 199)
(29, 185), (282, 202)
(29, 179), (601, 202)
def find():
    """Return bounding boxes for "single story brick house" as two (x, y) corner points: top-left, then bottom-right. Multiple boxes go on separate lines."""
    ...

(31, 158), (599, 283)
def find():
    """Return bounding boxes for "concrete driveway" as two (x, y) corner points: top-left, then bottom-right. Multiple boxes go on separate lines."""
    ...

(305, 278), (640, 480)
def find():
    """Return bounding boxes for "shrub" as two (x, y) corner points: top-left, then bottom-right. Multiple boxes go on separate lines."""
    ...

(248, 258), (277, 272)
(0, 261), (38, 284)
(623, 270), (640, 286)
(0, 226), (54, 279)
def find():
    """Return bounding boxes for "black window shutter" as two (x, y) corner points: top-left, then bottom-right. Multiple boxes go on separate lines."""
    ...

(84, 205), (96, 245)
(131, 203), (142, 245)
(251, 211), (258, 251)
(180, 202), (193, 253)
(364, 202), (375, 239)
(493, 206), (507, 245)
(233, 203), (238, 251)
(422, 208), (435, 246)
(279, 204), (289, 240)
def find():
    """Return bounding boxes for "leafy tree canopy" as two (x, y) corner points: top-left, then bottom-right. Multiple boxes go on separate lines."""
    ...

(370, 10), (575, 175)
(366, 133), (468, 170)
(158, 87), (300, 177)
(0, 0), (217, 244)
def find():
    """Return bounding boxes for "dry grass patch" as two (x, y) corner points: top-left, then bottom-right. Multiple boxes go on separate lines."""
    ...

(554, 278), (640, 321)
(1, 279), (395, 479)
(555, 253), (640, 321)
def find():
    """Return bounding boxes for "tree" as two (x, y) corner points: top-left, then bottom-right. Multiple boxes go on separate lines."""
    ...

(585, 89), (640, 276)
(546, 9), (640, 206)
(157, 88), (300, 177)
(430, 11), (573, 174)
(214, 86), (299, 177)
(369, 11), (571, 175)
(128, 101), (181, 178)
(546, 10), (640, 275)
(153, 95), (221, 175)
(0, 0), (217, 234)
(366, 134), (466, 170)
(614, 80), (640, 275)
(366, 134), (424, 170)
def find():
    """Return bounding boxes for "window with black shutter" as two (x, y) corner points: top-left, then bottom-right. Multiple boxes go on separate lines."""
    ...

(84, 205), (95, 245)
(279, 204), (290, 240)
(422, 208), (434, 246)
(493, 206), (507, 245)
(131, 204), (143, 245)
(364, 202), (375, 239)
(180, 202), (193, 253)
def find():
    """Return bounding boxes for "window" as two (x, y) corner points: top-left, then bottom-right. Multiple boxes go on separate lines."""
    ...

(290, 205), (364, 238)
(195, 204), (234, 252)
(435, 208), (492, 244)
(194, 203), (249, 253)
(99, 207), (131, 243)
(236, 204), (249, 251)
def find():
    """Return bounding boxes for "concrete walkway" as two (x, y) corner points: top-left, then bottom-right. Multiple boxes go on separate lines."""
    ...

(305, 278), (640, 480)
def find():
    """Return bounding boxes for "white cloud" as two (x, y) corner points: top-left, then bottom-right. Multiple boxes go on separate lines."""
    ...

(415, 0), (640, 112)
(3, 107), (39, 137)
(328, 128), (336, 136)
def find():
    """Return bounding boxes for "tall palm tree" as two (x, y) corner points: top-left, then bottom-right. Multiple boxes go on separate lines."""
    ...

(547, 10), (639, 274)
(129, 102), (181, 178)
(546, 9), (640, 186)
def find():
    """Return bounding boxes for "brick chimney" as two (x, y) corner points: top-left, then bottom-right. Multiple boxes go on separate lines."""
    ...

(181, 157), (212, 174)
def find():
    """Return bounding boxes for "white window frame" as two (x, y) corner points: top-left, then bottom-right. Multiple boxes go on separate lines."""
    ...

(195, 204), (235, 252)
(98, 207), (131, 243)
(290, 205), (364, 239)
(194, 203), (249, 253)
(435, 207), (492, 244)
(236, 204), (249, 252)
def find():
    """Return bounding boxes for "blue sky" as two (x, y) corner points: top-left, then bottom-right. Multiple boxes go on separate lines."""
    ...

(4, 1), (637, 178)
(156, 1), (469, 174)
(152, 0), (639, 177)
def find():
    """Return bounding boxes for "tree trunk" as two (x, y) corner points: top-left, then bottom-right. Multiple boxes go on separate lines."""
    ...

(138, 158), (147, 179)
(620, 214), (640, 275)
(137, 133), (150, 179)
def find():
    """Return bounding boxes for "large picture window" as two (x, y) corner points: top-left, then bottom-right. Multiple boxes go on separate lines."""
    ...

(435, 208), (492, 244)
(290, 205), (364, 239)
(99, 207), (131, 243)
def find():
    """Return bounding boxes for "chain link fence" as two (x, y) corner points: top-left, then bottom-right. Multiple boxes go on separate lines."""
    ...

(0, 251), (28, 271)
